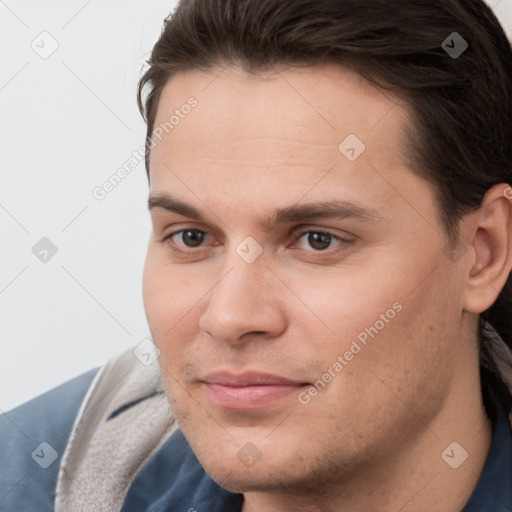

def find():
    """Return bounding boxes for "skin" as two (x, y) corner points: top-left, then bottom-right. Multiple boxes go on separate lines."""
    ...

(142, 64), (512, 511)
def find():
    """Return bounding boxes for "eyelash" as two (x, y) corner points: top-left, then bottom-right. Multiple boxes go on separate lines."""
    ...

(161, 227), (354, 256)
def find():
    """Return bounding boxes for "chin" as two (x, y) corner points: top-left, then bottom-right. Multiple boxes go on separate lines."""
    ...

(202, 461), (279, 494)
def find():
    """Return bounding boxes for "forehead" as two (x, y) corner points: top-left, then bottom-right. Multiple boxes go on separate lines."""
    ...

(151, 64), (406, 161)
(147, 64), (432, 226)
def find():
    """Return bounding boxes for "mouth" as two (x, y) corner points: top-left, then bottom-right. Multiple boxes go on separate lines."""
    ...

(201, 371), (310, 410)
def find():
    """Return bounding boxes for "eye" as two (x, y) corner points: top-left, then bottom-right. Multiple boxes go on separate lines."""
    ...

(162, 227), (354, 256)
(294, 230), (349, 252)
(164, 228), (209, 249)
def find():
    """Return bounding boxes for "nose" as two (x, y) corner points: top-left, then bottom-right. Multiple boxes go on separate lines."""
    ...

(198, 251), (287, 345)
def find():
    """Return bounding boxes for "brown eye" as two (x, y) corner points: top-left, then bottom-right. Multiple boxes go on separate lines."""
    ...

(296, 231), (342, 252)
(166, 229), (207, 248)
(306, 232), (333, 250)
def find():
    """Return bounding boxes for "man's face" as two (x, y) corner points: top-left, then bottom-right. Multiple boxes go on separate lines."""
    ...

(143, 64), (469, 492)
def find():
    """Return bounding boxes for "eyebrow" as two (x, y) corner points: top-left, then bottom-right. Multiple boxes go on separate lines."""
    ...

(147, 193), (383, 229)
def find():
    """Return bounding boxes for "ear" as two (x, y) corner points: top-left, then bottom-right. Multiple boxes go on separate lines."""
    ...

(462, 184), (512, 314)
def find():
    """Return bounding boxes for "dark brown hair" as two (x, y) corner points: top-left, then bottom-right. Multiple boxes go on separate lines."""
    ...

(137, 0), (512, 378)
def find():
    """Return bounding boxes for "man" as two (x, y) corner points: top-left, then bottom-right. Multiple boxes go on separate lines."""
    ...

(2, 0), (512, 510)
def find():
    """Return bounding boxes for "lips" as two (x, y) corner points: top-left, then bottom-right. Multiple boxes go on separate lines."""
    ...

(203, 371), (305, 387)
(201, 371), (309, 410)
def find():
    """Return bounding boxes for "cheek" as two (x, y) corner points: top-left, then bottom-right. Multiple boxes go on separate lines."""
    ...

(142, 252), (205, 385)
(301, 259), (457, 400)
(341, 278), (457, 419)
(290, 268), (404, 355)
(142, 248), (162, 313)
(143, 250), (198, 336)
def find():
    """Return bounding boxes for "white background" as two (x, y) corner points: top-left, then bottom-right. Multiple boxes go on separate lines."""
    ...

(0, 0), (179, 412)
(1, 0), (511, 412)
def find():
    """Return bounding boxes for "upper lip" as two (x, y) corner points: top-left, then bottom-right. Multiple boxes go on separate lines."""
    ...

(201, 371), (307, 387)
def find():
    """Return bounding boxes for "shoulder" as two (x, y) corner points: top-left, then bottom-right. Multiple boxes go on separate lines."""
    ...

(0, 344), (177, 511)
(0, 367), (99, 511)
(54, 344), (175, 511)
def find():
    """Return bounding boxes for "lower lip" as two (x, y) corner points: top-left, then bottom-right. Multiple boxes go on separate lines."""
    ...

(204, 383), (304, 410)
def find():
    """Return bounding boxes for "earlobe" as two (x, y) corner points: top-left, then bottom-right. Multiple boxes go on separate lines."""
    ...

(462, 184), (512, 314)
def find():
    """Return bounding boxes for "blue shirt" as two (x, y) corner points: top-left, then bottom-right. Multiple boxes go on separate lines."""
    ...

(120, 400), (512, 512)
(462, 400), (512, 511)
